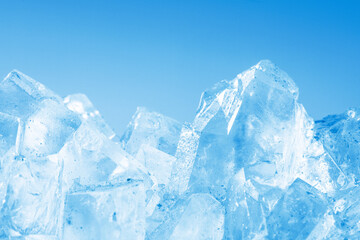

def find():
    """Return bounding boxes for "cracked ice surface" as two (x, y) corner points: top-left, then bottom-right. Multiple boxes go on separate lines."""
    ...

(0, 61), (359, 239)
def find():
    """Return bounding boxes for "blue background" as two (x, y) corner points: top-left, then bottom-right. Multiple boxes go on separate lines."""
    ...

(0, 0), (359, 133)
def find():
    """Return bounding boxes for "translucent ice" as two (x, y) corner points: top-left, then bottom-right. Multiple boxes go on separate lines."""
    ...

(0, 112), (20, 156)
(1, 155), (63, 237)
(64, 93), (116, 140)
(20, 99), (81, 157)
(0, 70), (60, 119)
(266, 178), (327, 239)
(121, 107), (182, 156)
(315, 108), (360, 184)
(224, 169), (268, 239)
(1, 61), (360, 239)
(183, 60), (334, 206)
(135, 144), (176, 186)
(63, 181), (145, 240)
(0, 70), (146, 239)
(148, 193), (224, 240)
(0, 71), (80, 238)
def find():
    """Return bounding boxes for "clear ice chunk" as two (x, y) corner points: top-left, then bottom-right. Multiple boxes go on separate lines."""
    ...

(64, 93), (116, 139)
(224, 169), (267, 239)
(59, 122), (145, 193)
(135, 144), (176, 186)
(0, 155), (63, 238)
(188, 60), (302, 199)
(121, 107), (182, 156)
(20, 99), (81, 157)
(63, 181), (145, 240)
(314, 186), (360, 239)
(169, 193), (224, 240)
(0, 112), (20, 156)
(315, 108), (360, 184)
(266, 178), (327, 239)
(186, 60), (334, 204)
(0, 73), (81, 238)
(0, 70), (60, 119)
(148, 193), (224, 240)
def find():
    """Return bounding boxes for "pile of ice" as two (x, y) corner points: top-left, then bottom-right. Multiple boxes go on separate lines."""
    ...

(0, 60), (359, 239)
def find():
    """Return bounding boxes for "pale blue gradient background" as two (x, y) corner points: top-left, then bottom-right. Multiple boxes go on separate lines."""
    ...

(0, 0), (359, 133)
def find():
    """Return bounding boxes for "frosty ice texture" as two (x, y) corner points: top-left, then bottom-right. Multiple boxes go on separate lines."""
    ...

(0, 61), (359, 239)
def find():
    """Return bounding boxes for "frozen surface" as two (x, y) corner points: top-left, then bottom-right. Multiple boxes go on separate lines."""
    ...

(0, 61), (359, 239)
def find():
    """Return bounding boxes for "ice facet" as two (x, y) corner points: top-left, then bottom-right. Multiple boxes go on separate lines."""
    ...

(20, 99), (81, 157)
(0, 112), (20, 156)
(135, 144), (176, 186)
(168, 124), (200, 195)
(63, 181), (145, 240)
(64, 93), (116, 139)
(224, 169), (268, 239)
(315, 108), (360, 184)
(169, 193), (224, 240)
(0, 70), (60, 119)
(266, 178), (327, 239)
(59, 122), (145, 193)
(121, 107), (182, 156)
(0, 155), (63, 238)
(148, 193), (224, 240)
(314, 186), (360, 239)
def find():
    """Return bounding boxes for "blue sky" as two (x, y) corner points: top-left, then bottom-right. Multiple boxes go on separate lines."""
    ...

(0, 0), (359, 133)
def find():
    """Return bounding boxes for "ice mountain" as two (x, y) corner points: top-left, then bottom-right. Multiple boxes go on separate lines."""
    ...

(0, 61), (358, 239)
